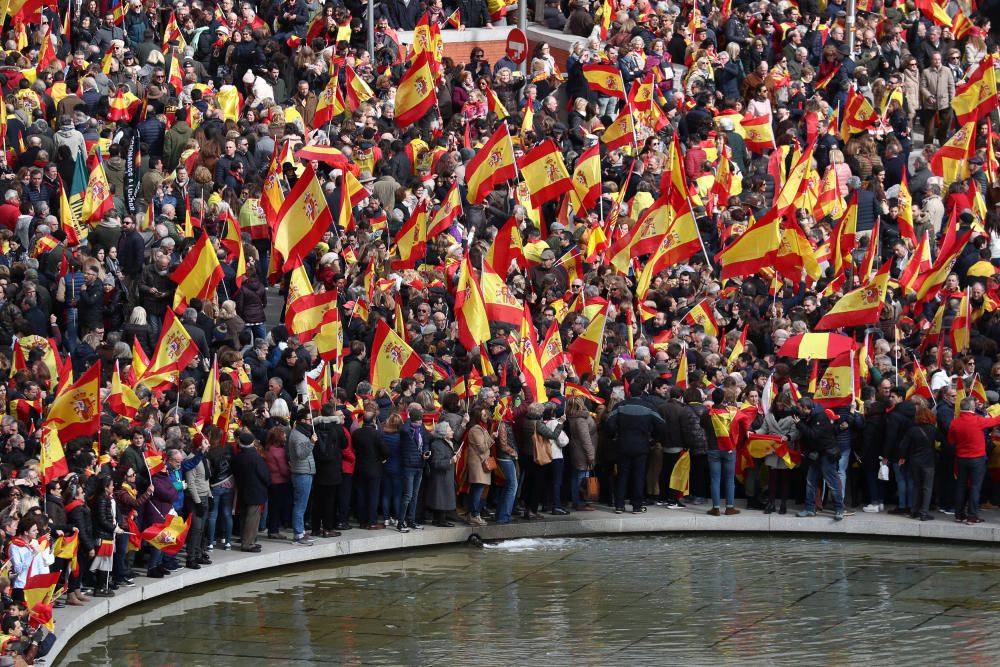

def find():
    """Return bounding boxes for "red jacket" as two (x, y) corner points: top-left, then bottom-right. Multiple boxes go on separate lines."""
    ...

(947, 412), (1000, 458)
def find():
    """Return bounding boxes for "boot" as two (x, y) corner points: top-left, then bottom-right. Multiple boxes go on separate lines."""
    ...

(778, 501), (787, 515)
(763, 502), (775, 514)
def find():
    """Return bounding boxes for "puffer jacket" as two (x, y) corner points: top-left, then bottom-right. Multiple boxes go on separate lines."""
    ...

(184, 454), (211, 504)
(683, 402), (712, 456)
(400, 420), (428, 469)
(288, 423), (316, 475)
(312, 416), (346, 485)
(91, 494), (117, 541)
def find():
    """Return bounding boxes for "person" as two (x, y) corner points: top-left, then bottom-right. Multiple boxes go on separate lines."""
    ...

(287, 408), (317, 545)
(231, 431), (270, 553)
(900, 407), (938, 521)
(464, 406), (494, 526)
(311, 402), (347, 538)
(399, 406), (430, 532)
(704, 387), (755, 516)
(264, 427), (292, 540)
(352, 405), (389, 530)
(948, 397), (1000, 524)
(8, 516), (46, 603)
(426, 421), (458, 527)
(519, 402), (561, 520)
(566, 396), (597, 511)
(756, 391), (800, 515)
(380, 412), (405, 530)
(605, 381), (665, 514)
(89, 475), (120, 596)
(794, 398), (846, 521)
(205, 427), (235, 551)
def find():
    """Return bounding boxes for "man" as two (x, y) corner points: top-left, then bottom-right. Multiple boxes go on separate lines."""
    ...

(794, 397), (846, 521)
(287, 407), (317, 545)
(919, 51), (955, 145)
(658, 386), (689, 507)
(231, 430), (269, 552)
(947, 397), (1000, 524)
(606, 379), (665, 514)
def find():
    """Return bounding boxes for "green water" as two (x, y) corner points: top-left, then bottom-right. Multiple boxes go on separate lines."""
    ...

(59, 535), (1000, 665)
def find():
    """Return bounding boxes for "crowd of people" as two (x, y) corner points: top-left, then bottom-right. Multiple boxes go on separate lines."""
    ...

(0, 0), (994, 662)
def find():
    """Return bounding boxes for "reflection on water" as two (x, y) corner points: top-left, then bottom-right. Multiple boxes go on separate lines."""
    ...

(61, 536), (1000, 666)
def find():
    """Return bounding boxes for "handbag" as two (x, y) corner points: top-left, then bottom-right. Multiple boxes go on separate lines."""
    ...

(581, 470), (599, 502)
(482, 456), (497, 473)
(532, 425), (552, 466)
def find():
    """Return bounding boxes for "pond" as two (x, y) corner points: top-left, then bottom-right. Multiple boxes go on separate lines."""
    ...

(60, 535), (1000, 665)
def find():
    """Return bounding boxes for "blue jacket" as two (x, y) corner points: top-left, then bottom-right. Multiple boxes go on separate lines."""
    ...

(382, 431), (402, 476)
(400, 420), (429, 469)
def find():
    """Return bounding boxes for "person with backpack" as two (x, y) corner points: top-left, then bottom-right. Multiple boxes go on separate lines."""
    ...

(794, 397), (847, 521)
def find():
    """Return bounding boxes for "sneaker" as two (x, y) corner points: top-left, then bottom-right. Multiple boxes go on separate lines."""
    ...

(939, 508), (956, 515)
(614, 508), (624, 514)
(674, 500), (686, 508)
(919, 513), (935, 521)
(664, 500), (679, 508)
(222, 542), (232, 551)
(796, 510), (816, 518)
(119, 578), (136, 587)
(834, 512), (844, 521)
(862, 504), (881, 513)
(384, 519), (391, 527)
(843, 510), (855, 517)
(293, 535), (315, 545)
(966, 516), (985, 524)
(408, 522), (424, 530)
(397, 522), (410, 533)
(654, 500), (666, 506)
(206, 543), (214, 551)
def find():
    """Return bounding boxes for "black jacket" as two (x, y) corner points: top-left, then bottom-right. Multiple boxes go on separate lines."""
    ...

(797, 410), (840, 459)
(659, 399), (688, 450)
(92, 494), (116, 541)
(884, 400), (916, 460)
(232, 443), (270, 506)
(312, 416), (347, 485)
(352, 425), (389, 479)
(901, 423), (937, 467)
(606, 397), (666, 458)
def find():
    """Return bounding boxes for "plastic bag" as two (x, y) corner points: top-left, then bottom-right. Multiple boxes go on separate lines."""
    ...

(877, 462), (890, 481)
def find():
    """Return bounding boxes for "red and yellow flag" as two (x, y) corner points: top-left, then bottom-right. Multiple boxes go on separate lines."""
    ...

(38, 428), (69, 485)
(582, 64), (626, 99)
(171, 232), (223, 312)
(717, 206), (782, 279)
(741, 113), (775, 153)
(601, 108), (636, 152)
(953, 55), (997, 125)
(395, 51), (437, 128)
(931, 121), (976, 190)
(80, 158), (114, 223)
(815, 260), (891, 330)
(44, 363), (100, 442)
(109, 360), (140, 419)
(518, 139), (572, 208)
(141, 309), (197, 390)
(370, 320), (422, 389)
(392, 199), (428, 269)
(569, 143), (601, 212)
(455, 256), (490, 350)
(427, 183), (463, 238)
(141, 514), (191, 555)
(272, 164), (334, 272)
(345, 64), (375, 111)
(567, 305), (608, 378)
(465, 124), (516, 204)
(539, 319), (567, 377)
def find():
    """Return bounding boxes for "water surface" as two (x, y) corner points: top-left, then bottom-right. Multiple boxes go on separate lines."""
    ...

(61, 535), (1000, 665)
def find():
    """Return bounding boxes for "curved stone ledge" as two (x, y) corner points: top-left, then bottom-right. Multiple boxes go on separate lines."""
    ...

(49, 506), (1000, 663)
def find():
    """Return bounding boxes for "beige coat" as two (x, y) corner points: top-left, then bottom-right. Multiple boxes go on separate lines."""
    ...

(465, 424), (494, 486)
(901, 68), (920, 119)
(919, 65), (955, 111)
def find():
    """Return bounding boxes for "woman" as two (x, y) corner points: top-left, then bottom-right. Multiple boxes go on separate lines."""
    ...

(543, 404), (569, 515)
(264, 426), (292, 539)
(756, 392), (800, 514)
(112, 465), (150, 587)
(452, 70), (474, 112)
(89, 475), (120, 597)
(465, 407), (494, 526)
(352, 405), (388, 530)
(8, 515), (46, 603)
(287, 407), (317, 545)
(900, 407), (938, 521)
(121, 306), (157, 357)
(427, 421), (458, 527)
(380, 412), (405, 530)
(311, 402), (346, 537)
(567, 397), (597, 511)
(206, 426), (235, 550)
(494, 406), (519, 524)
(231, 430), (270, 553)
(519, 403), (561, 520)
(215, 300), (245, 350)
(705, 387), (755, 516)
(65, 482), (97, 588)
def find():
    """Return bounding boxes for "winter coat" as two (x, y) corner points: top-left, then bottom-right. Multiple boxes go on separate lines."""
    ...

(519, 414), (561, 462)
(184, 454), (211, 504)
(683, 403), (709, 456)
(234, 276), (267, 323)
(758, 411), (800, 469)
(606, 397), (665, 458)
(352, 425), (388, 479)
(659, 399), (689, 452)
(66, 500), (96, 552)
(901, 423), (937, 468)
(312, 416), (346, 485)
(265, 445), (291, 484)
(400, 421), (429, 469)
(232, 443), (270, 506)
(381, 431), (403, 477)
(426, 436), (457, 511)
(91, 494), (117, 541)
(567, 413), (597, 471)
(288, 423), (316, 475)
(143, 471), (177, 526)
(796, 410), (840, 460)
(465, 423), (494, 486)
(884, 400), (916, 460)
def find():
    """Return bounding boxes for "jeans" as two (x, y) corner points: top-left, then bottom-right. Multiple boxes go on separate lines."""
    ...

(246, 323), (266, 343)
(495, 459), (518, 522)
(207, 483), (234, 545)
(893, 461), (912, 509)
(468, 482), (487, 517)
(837, 448), (851, 504)
(707, 449), (736, 508)
(803, 454), (845, 513)
(549, 458), (565, 510)
(112, 533), (129, 582)
(290, 473), (313, 537)
(570, 468), (590, 507)
(65, 307), (79, 352)
(400, 467), (423, 525)
(381, 472), (403, 523)
(615, 454), (648, 511)
(955, 456), (987, 519)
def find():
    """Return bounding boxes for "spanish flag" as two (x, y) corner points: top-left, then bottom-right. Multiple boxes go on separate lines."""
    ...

(582, 63), (626, 99)
(286, 290), (339, 342)
(483, 217), (525, 276)
(481, 260), (525, 326)
(58, 177), (87, 246)
(898, 232), (932, 295)
(338, 168), (370, 231)
(219, 208), (247, 287)
(167, 47), (182, 94)
(80, 156), (114, 224)
(916, 230), (972, 305)
(427, 182), (462, 238)
(915, 0), (954, 29)
(608, 194), (671, 273)
(741, 113), (775, 154)
(569, 143), (601, 212)
(38, 428), (69, 485)
(370, 320), (422, 389)
(44, 363), (100, 442)
(717, 206), (782, 279)
(518, 139), (572, 208)
(141, 514), (192, 555)
(312, 73), (346, 128)
(455, 256), (490, 350)
(392, 198), (428, 269)
(669, 450), (691, 496)
(683, 299), (719, 336)
(23, 571), (60, 631)
(725, 325), (748, 372)
(144, 449), (165, 475)
(813, 165), (846, 222)
(930, 121), (976, 190)
(395, 51), (437, 129)
(516, 305), (547, 401)
(465, 124), (516, 204)
(952, 55), (997, 126)
(344, 64), (374, 111)
(539, 319), (567, 377)
(171, 232), (224, 313)
(109, 360), (140, 419)
(813, 351), (855, 408)
(565, 381), (604, 404)
(951, 288), (971, 353)
(273, 164), (334, 272)
(601, 108), (636, 152)
(141, 309), (197, 390)
(775, 223), (823, 282)
(897, 171), (916, 245)
(261, 153), (284, 222)
(313, 301), (343, 364)
(53, 531), (79, 575)
(840, 87), (878, 142)
(815, 260), (891, 330)
(412, 14), (443, 78)
(567, 305), (608, 378)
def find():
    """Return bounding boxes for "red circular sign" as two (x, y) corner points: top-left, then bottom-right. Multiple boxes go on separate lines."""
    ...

(506, 29), (528, 64)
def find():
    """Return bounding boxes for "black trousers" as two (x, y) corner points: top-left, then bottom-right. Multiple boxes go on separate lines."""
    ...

(615, 454), (648, 511)
(337, 474), (354, 525)
(911, 463), (935, 515)
(311, 483), (340, 531)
